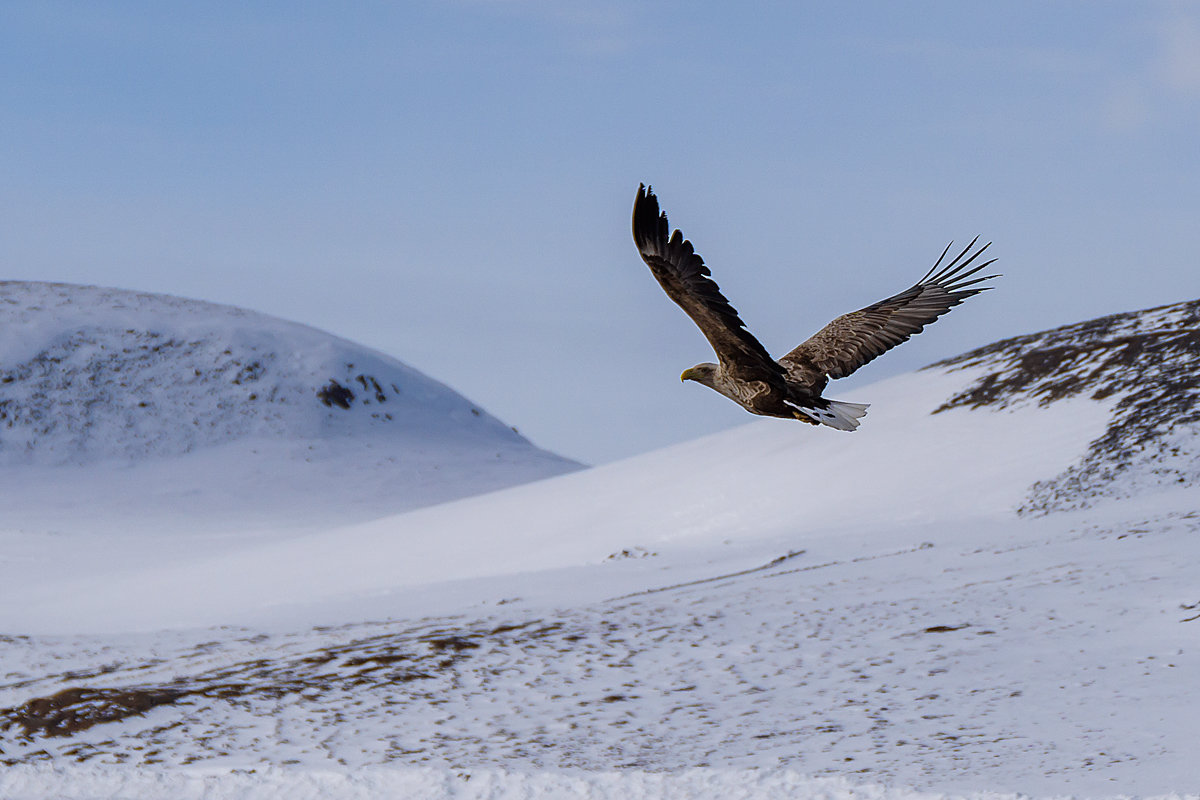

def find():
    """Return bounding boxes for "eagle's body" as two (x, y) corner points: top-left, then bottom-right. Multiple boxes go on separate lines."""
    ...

(631, 184), (997, 431)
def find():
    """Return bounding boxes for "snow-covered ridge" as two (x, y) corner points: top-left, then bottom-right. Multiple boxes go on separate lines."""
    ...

(0, 281), (545, 465)
(927, 298), (1200, 513)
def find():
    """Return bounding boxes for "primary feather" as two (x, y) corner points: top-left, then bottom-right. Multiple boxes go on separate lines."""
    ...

(779, 237), (997, 384)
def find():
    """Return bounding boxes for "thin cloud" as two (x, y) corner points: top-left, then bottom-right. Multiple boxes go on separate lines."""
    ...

(1156, 8), (1200, 95)
(1099, 4), (1200, 130)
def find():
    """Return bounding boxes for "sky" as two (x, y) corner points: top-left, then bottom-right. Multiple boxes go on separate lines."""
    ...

(2, 1), (1199, 464)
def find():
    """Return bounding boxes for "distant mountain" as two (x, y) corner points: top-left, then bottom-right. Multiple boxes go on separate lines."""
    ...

(0, 281), (579, 523)
(928, 298), (1200, 514)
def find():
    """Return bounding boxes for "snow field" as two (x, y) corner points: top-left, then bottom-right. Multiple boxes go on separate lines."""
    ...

(4, 285), (1200, 798)
(15, 764), (1186, 800)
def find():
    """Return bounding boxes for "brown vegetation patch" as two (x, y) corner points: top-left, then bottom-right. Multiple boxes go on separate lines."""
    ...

(6, 686), (186, 738)
(1, 615), (586, 747)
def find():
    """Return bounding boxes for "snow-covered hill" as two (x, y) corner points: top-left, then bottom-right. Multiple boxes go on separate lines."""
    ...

(928, 298), (1200, 514)
(0, 281), (579, 529)
(2, 296), (1199, 799)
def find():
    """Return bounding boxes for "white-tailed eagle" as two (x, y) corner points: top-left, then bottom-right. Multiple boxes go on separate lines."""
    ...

(631, 184), (998, 430)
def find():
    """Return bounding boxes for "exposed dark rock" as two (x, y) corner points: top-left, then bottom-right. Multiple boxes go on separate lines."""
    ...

(316, 379), (355, 410)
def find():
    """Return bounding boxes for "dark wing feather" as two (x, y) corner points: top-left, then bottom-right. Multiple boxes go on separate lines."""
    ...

(632, 184), (784, 380)
(780, 237), (998, 381)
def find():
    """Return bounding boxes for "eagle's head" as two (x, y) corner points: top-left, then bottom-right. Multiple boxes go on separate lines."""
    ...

(681, 363), (719, 387)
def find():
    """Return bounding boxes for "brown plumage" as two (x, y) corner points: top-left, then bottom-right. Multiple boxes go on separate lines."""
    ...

(631, 183), (998, 430)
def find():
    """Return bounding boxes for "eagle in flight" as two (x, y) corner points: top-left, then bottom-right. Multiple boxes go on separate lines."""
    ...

(632, 184), (997, 431)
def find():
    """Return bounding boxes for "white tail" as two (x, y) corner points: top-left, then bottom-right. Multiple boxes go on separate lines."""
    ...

(787, 399), (870, 431)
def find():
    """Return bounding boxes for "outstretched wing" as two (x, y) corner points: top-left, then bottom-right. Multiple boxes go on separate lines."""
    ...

(632, 184), (783, 381)
(781, 238), (998, 381)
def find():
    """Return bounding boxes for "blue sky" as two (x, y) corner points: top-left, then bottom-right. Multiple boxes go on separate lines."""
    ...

(3, 1), (1199, 463)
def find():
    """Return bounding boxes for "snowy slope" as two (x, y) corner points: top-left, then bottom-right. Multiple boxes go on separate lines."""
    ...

(0, 281), (579, 530)
(3, 297), (1200, 798)
(0, 366), (1112, 633)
